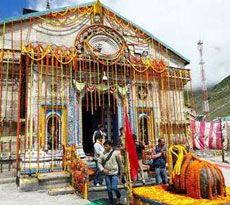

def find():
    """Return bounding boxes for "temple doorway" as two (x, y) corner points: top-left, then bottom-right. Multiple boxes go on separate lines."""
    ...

(82, 93), (118, 154)
(46, 114), (61, 150)
(40, 106), (67, 151)
(137, 108), (155, 145)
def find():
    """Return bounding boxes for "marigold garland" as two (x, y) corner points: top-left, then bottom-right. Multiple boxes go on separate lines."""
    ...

(63, 145), (90, 199)
(22, 42), (167, 74)
(104, 10), (148, 39)
(185, 157), (226, 199)
(133, 185), (230, 205)
(22, 43), (78, 64)
(180, 152), (193, 190)
(186, 160), (203, 198)
(169, 145), (226, 200)
(37, 11), (91, 28)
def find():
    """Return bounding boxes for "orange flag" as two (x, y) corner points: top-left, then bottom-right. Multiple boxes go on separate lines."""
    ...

(124, 110), (139, 181)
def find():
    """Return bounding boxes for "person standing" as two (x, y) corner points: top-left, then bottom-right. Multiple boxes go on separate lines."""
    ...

(98, 140), (123, 205)
(134, 135), (146, 184)
(92, 124), (107, 143)
(116, 127), (125, 149)
(93, 135), (105, 186)
(151, 138), (167, 184)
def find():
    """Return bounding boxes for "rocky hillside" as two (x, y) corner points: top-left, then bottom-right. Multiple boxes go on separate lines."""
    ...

(193, 75), (230, 120)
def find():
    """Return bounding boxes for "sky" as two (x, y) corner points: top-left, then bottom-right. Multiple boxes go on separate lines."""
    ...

(0, 0), (229, 89)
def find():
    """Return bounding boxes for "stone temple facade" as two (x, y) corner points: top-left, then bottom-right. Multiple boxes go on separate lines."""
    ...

(0, 1), (192, 173)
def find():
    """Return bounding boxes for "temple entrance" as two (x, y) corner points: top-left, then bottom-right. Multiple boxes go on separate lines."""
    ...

(40, 106), (67, 150)
(137, 108), (155, 145)
(82, 93), (118, 154)
(47, 115), (61, 150)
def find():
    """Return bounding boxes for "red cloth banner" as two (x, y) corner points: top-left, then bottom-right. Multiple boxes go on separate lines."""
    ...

(199, 120), (205, 149)
(208, 122), (214, 149)
(216, 122), (222, 149)
(191, 119), (223, 149)
(124, 111), (139, 181)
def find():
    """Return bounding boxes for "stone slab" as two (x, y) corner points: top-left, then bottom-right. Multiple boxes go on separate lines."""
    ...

(37, 171), (70, 181)
(39, 177), (70, 186)
(48, 185), (75, 196)
(40, 182), (71, 190)
(0, 177), (15, 184)
(19, 177), (39, 192)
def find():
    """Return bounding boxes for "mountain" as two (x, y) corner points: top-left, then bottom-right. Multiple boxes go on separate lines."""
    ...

(193, 75), (230, 120)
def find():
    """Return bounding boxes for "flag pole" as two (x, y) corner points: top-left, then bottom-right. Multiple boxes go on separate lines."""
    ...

(123, 97), (134, 204)
(125, 151), (133, 204)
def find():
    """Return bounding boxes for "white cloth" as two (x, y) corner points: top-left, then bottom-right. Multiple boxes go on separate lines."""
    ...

(92, 130), (107, 143)
(94, 142), (105, 160)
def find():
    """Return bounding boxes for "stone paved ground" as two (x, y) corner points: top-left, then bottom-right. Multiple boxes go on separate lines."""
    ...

(0, 183), (90, 205)
(221, 166), (230, 186)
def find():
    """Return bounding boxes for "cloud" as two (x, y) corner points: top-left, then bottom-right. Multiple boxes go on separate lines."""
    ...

(26, 0), (230, 88)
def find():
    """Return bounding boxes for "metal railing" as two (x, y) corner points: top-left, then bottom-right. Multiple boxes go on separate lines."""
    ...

(0, 138), (16, 173)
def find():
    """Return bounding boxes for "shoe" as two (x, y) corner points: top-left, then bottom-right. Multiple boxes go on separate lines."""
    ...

(115, 198), (121, 204)
(100, 179), (105, 185)
(95, 183), (100, 187)
(142, 179), (146, 185)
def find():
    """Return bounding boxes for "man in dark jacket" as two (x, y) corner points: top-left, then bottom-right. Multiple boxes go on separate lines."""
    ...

(134, 135), (146, 184)
(152, 138), (167, 184)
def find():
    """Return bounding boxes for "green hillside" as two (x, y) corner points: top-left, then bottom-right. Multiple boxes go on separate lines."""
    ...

(193, 75), (230, 120)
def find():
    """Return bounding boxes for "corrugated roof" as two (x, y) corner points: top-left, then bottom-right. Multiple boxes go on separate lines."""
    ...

(0, 1), (190, 64)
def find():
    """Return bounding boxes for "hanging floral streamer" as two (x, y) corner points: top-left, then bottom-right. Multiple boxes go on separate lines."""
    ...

(82, 84), (127, 96)
(133, 186), (230, 205)
(104, 10), (149, 39)
(37, 7), (93, 28)
(22, 43), (78, 64)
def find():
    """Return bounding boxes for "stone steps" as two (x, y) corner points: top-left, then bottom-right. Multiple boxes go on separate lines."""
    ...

(48, 185), (75, 196)
(88, 179), (155, 192)
(0, 177), (16, 184)
(38, 171), (71, 190)
(19, 171), (72, 194)
(89, 184), (126, 192)
(37, 171), (71, 181)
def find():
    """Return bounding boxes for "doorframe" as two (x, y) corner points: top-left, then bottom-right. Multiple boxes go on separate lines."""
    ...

(40, 105), (67, 149)
(79, 90), (122, 150)
(46, 113), (61, 150)
(137, 108), (155, 145)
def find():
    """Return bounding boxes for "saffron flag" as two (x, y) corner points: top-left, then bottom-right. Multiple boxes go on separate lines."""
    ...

(124, 111), (139, 181)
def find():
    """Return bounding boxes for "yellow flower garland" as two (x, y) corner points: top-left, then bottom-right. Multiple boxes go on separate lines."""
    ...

(133, 185), (230, 205)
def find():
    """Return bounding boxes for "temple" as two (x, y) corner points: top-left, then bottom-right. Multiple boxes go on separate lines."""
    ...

(0, 1), (192, 174)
